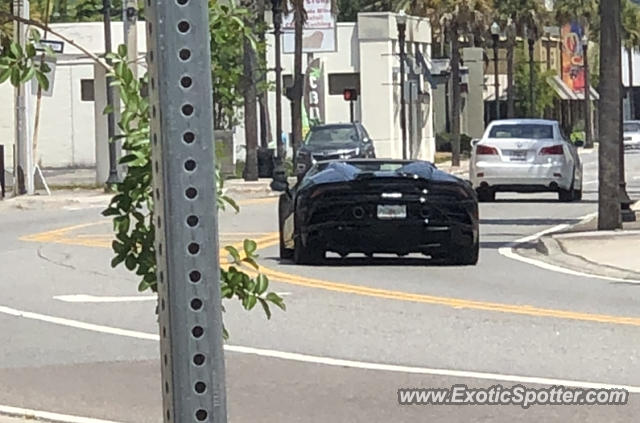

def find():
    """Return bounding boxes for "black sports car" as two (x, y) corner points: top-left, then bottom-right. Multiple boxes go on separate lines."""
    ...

(271, 159), (479, 265)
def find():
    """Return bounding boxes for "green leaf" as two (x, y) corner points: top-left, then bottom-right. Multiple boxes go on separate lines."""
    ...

(20, 67), (35, 84)
(225, 246), (241, 263)
(256, 274), (269, 294)
(243, 239), (257, 256)
(266, 292), (286, 311)
(242, 257), (259, 271)
(9, 42), (22, 59)
(25, 44), (36, 58)
(35, 71), (49, 91)
(118, 44), (128, 58)
(0, 68), (10, 84)
(258, 298), (272, 319)
(125, 255), (137, 271)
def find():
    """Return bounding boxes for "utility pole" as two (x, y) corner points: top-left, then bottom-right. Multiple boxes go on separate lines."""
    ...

(146, 0), (228, 422)
(13, 0), (34, 195)
(102, 0), (120, 185)
(123, 0), (138, 79)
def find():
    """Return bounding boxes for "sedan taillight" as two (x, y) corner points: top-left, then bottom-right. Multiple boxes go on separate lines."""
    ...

(476, 145), (499, 155)
(539, 145), (564, 155)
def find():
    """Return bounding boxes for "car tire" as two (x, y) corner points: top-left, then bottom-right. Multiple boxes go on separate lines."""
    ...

(294, 237), (324, 265)
(477, 189), (495, 202)
(574, 189), (583, 201)
(278, 198), (294, 260)
(451, 241), (480, 266)
(279, 228), (294, 260)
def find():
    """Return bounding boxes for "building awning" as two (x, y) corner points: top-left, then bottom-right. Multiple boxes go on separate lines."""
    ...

(546, 75), (599, 101)
(483, 74), (508, 101)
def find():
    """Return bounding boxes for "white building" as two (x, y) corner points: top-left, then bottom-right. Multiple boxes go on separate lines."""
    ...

(0, 12), (435, 181)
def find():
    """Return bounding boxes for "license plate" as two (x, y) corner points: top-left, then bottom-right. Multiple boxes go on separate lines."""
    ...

(510, 150), (528, 161)
(377, 204), (407, 220)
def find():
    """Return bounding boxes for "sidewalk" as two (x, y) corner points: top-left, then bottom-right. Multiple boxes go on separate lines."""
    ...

(518, 203), (640, 281)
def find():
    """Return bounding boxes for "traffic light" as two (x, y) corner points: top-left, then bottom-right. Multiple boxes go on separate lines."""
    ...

(343, 88), (358, 102)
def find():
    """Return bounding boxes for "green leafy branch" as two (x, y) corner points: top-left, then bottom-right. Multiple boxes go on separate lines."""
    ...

(102, 47), (284, 339)
(0, 29), (51, 90)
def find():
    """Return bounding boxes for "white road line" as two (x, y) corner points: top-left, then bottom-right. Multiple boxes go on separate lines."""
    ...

(0, 306), (158, 341)
(1, 304), (640, 394)
(54, 295), (156, 303)
(583, 180), (598, 185)
(0, 405), (122, 423)
(498, 213), (640, 284)
(53, 294), (290, 303)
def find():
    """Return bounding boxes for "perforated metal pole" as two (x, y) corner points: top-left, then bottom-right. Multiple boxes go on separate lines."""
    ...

(146, 1), (227, 422)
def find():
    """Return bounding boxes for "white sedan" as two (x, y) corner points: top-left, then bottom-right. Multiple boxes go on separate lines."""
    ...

(623, 121), (640, 151)
(470, 119), (583, 202)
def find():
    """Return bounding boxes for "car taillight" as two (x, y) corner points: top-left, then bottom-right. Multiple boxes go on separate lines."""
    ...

(476, 145), (498, 155)
(539, 145), (564, 155)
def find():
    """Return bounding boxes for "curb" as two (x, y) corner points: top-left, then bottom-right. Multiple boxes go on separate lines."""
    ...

(533, 235), (640, 282)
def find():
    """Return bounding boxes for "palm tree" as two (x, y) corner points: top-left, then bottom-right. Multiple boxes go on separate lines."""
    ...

(394, 0), (493, 166)
(622, 0), (640, 119)
(598, 0), (623, 230)
(495, 0), (546, 119)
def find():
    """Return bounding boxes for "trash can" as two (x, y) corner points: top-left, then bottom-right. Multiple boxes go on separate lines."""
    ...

(257, 148), (275, 178)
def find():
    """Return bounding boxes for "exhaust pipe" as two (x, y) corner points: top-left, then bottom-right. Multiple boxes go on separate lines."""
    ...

(352, 206), (365, 219)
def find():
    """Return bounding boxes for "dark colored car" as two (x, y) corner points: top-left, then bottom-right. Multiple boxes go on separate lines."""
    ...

(295, 123), (376, 176)
(272, 159), (479, 266)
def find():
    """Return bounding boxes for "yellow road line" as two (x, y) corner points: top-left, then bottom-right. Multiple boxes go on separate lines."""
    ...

(20, 223), (640, 328)
(251, 239), (640, 328)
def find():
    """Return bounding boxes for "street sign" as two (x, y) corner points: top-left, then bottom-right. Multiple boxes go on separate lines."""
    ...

(283, 0), (337, 53)
(35, 40), (64, 54)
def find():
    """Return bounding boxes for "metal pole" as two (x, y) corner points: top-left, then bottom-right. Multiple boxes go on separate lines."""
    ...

(493, 35), (500, 120)
(146, 0), (228, 421)
(13, 0), (34, 195)
(399, 26), (407, 160)
(350, 100), (355, 123)
(0, 144), (5, 199)
(272, 0), (284, 162)
(102, 0), (120, 185)
(123, 0), (138, 80)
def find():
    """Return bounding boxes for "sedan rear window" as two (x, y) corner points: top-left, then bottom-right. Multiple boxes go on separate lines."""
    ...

(306, 126), (358, 145)
(489, 124), (554, 140)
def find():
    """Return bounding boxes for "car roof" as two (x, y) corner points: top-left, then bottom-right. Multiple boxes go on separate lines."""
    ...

(489, 119), (558, 125)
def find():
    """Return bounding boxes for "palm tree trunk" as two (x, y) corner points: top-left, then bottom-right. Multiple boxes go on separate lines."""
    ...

(528, 38), (535, 117)
(629, 46), (635, 119)
(292, 7), (304, 158)
(506, 34), (515, 118)
(450, 25), (461, 167)
(598, 0), (622, 230)
(243, 34), (259, 181)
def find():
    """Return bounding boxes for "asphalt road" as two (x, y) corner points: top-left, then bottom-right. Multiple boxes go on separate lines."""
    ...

(1, 150), (640, 423)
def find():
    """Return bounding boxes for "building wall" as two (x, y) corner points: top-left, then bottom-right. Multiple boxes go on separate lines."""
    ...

(0, 22), (146, 171)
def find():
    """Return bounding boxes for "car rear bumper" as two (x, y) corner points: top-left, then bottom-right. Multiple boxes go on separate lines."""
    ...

(301, 220), (477, 256)
(471, 161), (573, 191)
